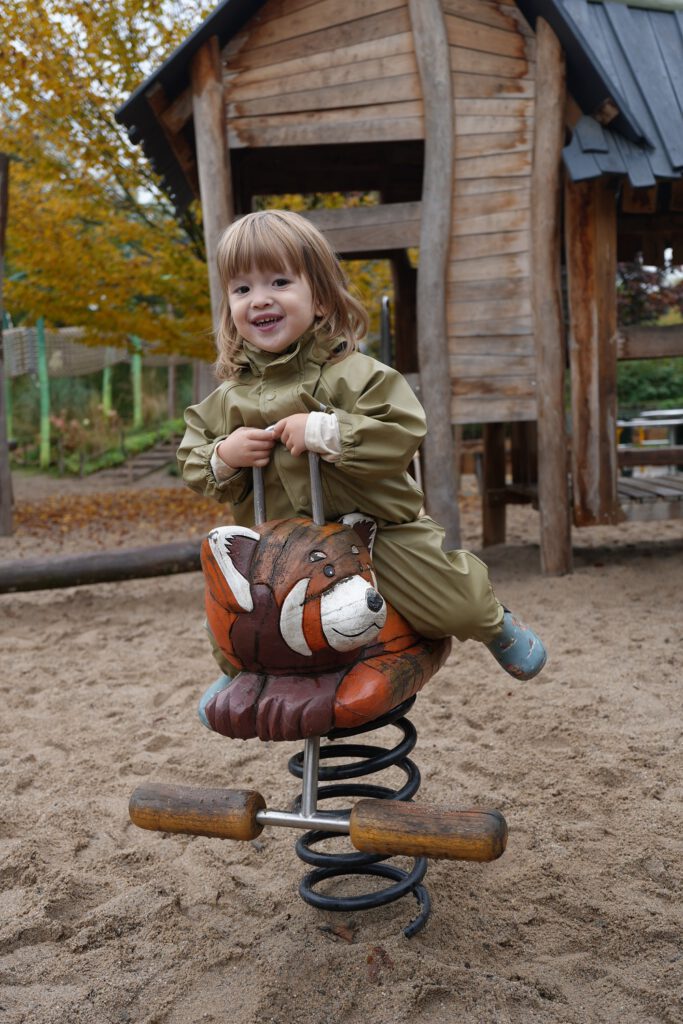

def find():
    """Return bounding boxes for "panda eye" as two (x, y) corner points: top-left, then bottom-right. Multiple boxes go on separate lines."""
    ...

(323, 565), (335, 578)
(351, 545), (359, 555)
(309, 550), (326, 562)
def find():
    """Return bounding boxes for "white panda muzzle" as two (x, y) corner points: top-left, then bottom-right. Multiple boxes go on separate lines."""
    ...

(320, 575), (387, 652)
(279, 574), (387, 656)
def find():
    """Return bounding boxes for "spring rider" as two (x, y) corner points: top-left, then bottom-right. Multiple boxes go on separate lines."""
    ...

(129, 455), (507, 937)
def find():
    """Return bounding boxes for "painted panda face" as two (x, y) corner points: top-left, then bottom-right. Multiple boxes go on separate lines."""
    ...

(202, 514), (386, 664)
(276, 519), (385, 656)
(280, 569), (387, 656)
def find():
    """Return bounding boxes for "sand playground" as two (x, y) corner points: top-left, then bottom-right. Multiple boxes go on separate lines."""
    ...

(1, 469), (682, 1024)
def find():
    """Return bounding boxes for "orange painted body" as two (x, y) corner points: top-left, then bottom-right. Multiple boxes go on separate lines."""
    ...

(201, 516), (450, 740)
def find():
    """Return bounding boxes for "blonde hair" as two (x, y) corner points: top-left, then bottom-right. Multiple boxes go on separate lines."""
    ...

(214, 210), (368, 379)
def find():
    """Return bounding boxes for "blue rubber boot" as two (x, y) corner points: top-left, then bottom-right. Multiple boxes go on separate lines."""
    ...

(487, 610), (546, 680)
(198, 675), (233, 729)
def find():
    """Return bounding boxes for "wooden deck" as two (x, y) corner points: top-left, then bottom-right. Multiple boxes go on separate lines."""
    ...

(618, 473), (683, 522)
(483, 471), (683, 535)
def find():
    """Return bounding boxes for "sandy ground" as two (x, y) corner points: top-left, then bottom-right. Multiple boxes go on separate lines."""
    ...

(1, 470), (682, 1024)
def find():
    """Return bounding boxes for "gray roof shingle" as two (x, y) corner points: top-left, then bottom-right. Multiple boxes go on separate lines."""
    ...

(558, 0), (682, 183)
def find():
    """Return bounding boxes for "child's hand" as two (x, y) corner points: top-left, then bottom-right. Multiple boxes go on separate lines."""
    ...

(216, 427), (277, 468)
(271, 413), (309, 457)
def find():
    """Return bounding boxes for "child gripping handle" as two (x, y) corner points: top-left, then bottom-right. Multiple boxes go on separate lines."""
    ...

(177, 209), (546, 682)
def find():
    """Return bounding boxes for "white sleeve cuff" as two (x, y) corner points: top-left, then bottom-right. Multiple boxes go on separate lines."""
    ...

(304, 411), (342, 462)
(210, 445), (239, 482)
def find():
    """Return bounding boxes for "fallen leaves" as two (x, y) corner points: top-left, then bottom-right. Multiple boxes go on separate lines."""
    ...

(318, 921), (357, 944)
(11, 488), (232, 545)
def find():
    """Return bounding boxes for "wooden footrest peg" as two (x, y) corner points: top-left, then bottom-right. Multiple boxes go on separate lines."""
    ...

(349, 800), (508, 862)
(129, 783), (266, 841)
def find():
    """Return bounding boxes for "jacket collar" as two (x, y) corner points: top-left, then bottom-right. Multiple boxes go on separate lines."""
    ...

(242, 328), (335, 377)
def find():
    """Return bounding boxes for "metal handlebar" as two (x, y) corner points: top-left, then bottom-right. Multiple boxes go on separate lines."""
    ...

(253, 451), (325, 527)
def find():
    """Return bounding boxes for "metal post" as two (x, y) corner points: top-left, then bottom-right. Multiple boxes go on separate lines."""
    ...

(102, 364), (112, 415)
(252, 466), (266, 525)
(300, 737), (320, 818)
(36, 317), (50, 469)
(130, 336), (143, 428)
(4, 375), (12, 440)
(308, 452), (325, 526)
(380, 295), (393, 366)
(167, 359), (176, 421)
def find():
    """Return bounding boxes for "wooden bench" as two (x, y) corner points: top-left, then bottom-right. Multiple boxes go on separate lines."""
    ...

(616, 411), (683, 520)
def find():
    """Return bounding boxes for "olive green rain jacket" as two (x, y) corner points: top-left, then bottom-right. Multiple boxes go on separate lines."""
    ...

(178, 331), (502, 644)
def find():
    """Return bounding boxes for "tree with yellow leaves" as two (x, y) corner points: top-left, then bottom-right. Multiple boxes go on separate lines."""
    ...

(1, 0), (215, 357)
(1, 1), (392, 359)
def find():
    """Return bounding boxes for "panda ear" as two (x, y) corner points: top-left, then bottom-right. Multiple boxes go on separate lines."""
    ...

(202, 526), (260, 612)
(339, 513), (377, 556)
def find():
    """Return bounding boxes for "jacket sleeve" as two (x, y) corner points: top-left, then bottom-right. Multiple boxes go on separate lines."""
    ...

(176, 386), (252, 506)
(322, 360), (427, 478)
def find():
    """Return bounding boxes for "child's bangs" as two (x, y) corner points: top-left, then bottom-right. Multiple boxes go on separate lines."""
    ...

(225, 216), (307, 279)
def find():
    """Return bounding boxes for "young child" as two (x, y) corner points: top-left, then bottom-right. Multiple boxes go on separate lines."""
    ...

(178, 209), (546, 681)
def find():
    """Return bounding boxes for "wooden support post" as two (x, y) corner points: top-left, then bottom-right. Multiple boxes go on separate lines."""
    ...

(408, 0), (460, 549)
(482, 423), (507, 546)
(510, 421), (538, 487)
(36, 317), (51, 469)
(0, 152), (12, 536)
(191, 35), (234, 402)
(390, 251), (418, 375)
(531, 18), (572, 574)
(566, 177), (621, 526)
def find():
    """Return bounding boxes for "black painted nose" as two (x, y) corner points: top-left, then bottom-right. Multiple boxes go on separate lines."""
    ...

(366, 589), (384, 613)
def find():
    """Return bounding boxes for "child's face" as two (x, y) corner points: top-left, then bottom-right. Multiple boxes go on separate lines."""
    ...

(227, 264), (320, 354)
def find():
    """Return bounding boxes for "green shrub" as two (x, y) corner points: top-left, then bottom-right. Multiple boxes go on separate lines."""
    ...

(617, 358), (683, 415)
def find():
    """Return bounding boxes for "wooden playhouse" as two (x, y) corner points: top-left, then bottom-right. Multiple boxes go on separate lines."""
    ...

(117, 0), (683, 574)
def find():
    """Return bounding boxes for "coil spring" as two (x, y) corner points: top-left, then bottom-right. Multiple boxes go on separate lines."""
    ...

(287, 696), (431, 939)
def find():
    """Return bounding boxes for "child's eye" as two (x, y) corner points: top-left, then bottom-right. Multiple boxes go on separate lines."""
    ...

(233, 284), (249, 295)
(273, 278), (290, 287)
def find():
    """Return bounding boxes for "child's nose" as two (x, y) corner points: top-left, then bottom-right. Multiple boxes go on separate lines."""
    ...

(251, 287), (272, 307)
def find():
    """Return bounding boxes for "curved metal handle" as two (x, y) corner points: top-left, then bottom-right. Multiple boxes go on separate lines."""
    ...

(252, 450), (325, 527)
(253, 465), (267, 525)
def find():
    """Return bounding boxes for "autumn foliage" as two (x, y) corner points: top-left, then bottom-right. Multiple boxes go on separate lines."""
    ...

(1, 1), (215, 357)
(1, 3), (393, 360)
(13, 487), (229, 545)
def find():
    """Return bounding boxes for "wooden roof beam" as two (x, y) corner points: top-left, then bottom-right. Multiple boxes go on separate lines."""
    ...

(145, 83), (200, 199)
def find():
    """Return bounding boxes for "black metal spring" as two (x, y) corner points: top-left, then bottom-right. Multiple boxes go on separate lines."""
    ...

(287, 696), (431, 939)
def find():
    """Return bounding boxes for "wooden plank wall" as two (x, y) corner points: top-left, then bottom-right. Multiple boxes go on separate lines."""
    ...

(221, 0), (538, 427)
(444, 0), (537, 424)
(222, 0), (424, 149)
